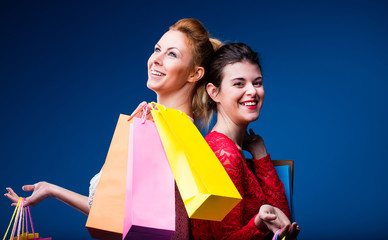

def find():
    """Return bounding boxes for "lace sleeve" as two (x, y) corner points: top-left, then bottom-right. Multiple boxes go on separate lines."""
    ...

(251, 155), (291, 220)
(88, 171), (101, 209)
(191, 132), (268, 240)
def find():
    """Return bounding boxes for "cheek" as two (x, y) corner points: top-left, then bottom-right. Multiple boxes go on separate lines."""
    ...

(170, 64), (189, 82)
(259, 88), (265, 99)
(147, 55), (153, 68)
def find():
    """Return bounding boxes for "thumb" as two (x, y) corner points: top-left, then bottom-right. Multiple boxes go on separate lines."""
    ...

(262, 213), (277, 221)
(22, 184), (36, 192)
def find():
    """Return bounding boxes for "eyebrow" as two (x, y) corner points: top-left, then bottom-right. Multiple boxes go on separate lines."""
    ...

(155, 43), (181, 53)
(231, 76), (263, 81)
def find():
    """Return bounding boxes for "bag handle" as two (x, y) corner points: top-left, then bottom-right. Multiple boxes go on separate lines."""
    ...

(26, 205), (37, 239)
(272, 229), (286, 240)
(2, 198), (22, 240)
(140, 104), (149, 124)
(150, 102), (184, 115)
(128, 103), (154, 122)
(10, 198), (25, 240)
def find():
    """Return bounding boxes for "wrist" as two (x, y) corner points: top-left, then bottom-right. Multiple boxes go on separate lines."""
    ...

(47, 183), (59, 198)
(254, 214), (268, 232)
(252, 151), (268, 160)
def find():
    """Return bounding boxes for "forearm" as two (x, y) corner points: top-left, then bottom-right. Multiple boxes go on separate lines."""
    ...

(253, 155), (291, 219)
(50, 184), (90, 215)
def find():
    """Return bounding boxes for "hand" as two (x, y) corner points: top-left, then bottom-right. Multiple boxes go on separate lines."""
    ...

(130, 101), (154, 121)
(243, 129), (267, 159)
(255, 205), (300, 240)
(5, 182), (53, 207)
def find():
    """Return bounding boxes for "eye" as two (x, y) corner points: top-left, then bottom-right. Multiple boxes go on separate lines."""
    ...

(253, 80), (263, 87)
(167, 51), (177, 58)
(233, 81), (244, 87)
(154, 46), (161, 52)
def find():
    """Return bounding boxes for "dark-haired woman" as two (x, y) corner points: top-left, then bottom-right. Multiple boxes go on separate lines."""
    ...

(191, 43), (300, 240)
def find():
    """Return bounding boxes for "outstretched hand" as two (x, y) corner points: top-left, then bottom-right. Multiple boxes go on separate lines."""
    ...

(255, 204), (299, 240)
(243, 129), (267, 160)
(5, 182), (52, 207)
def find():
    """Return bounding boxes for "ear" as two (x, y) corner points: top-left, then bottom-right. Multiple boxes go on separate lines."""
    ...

(188, 66), (205, 83)
(206, 83), (220, 103)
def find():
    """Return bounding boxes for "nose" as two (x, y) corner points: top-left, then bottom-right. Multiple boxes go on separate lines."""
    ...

(152, 52), (163, 66)
(245, 83), (257, 96)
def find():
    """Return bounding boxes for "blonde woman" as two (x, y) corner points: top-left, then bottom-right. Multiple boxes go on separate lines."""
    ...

(5, 18), (221, 240)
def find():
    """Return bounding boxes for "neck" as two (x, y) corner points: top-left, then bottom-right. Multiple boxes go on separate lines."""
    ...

(212, 110), (248, 151)
(156, 83), (195, 118)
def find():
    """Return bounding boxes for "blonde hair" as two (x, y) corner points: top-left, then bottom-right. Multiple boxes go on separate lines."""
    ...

(169, 18), (222, 123)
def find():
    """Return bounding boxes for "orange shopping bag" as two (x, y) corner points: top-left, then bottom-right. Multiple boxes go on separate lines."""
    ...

(85, 114), (131, 240)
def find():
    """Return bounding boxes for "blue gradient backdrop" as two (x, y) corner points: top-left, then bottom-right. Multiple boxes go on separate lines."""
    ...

(1, 1), (387, 239)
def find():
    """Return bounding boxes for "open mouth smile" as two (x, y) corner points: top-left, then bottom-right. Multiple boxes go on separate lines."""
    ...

(151, 69), (166, 77)
(240, 100), (258, 109)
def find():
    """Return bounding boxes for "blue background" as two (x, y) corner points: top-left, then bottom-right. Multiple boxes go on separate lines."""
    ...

(1, 1), (387, 239)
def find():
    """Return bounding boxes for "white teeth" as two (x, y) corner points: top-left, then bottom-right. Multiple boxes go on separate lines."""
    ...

(242, 102), (257, 106)
(151, 70), (164, 76)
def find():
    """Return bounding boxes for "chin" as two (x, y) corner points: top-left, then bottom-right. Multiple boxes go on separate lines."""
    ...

(146, 79), (158, 91)
(247, 115), (260, 124)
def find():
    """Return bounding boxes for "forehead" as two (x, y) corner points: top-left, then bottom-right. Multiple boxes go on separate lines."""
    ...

(222, 61), (262, 80)
(157, 30), (191, 53)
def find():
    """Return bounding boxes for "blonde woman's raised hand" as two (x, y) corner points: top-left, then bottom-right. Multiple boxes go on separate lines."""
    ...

(129, 101), (154, 121)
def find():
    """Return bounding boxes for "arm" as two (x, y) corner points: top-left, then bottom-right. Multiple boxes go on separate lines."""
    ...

(193, 133), (269, 240)
(244, 129), (299, 239)
(252, 155), (291, 219)
(243, 129), (291, 219)
(5, 182), (90, 215)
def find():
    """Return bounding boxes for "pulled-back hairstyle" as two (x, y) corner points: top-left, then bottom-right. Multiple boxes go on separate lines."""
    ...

(197, 43), (262, 129)
(170, 18), (222, 121)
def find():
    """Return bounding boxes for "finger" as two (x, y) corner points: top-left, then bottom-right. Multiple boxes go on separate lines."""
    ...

(261, 213), (277, 221)
(24, 197), (33, 207)
(6, 187), (17, 197)
(22, 185), (36, 192)
(287, 223), (300, 238)
(4, 192), (19, 203)
(278, 225), (290, 239)
(130, 101), (147, 116)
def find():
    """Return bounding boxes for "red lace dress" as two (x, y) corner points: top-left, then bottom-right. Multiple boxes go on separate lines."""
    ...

(191, 131), (291, 240)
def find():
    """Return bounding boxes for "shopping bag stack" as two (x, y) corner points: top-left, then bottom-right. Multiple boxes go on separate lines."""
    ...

(150, 103), (242, 221)
(86, 108), (175, 240)
(3, 197), (51, 240)
(86, 103), (242, 239)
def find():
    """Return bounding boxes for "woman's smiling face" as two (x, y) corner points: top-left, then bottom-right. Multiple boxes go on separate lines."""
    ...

(212, 61), (264, 126)
(147, 30), (194, 95)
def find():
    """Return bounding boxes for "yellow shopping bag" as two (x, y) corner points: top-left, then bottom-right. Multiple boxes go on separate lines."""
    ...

(150, 103), (242, 221)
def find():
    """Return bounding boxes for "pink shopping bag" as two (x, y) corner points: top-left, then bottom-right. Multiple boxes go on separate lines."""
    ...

(123, 116), (175, 240)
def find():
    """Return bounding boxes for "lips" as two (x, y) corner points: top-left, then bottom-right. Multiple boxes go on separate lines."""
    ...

(240, 100), (258, 106)
(150, 69), (166, 77)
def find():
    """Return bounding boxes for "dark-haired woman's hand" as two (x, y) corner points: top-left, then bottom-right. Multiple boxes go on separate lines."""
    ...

(255, 204), (300, 240)
(243, 128), (267, 159)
